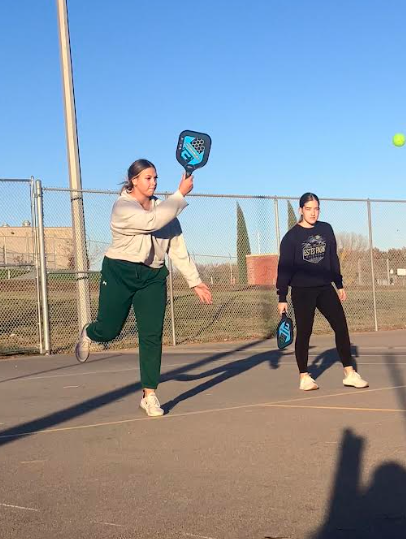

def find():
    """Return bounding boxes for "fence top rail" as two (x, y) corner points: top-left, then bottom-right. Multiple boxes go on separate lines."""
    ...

(0, 263), (35, 268)
(40, 186), (406, 204)
(0, 178), (32, 183)
(43, 186), (120, 195)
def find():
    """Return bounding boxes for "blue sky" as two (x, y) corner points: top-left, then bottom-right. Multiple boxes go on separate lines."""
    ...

(1, 0), (405, 199)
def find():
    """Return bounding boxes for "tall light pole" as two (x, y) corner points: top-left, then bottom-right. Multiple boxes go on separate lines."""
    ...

(56, 0), (91, 332)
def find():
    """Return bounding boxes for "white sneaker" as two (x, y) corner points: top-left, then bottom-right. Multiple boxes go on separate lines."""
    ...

(300, 374), (319, 391)
(75, 324), (91, 363)
(140, 393), (164, 417)
(343, 371), (369, 388)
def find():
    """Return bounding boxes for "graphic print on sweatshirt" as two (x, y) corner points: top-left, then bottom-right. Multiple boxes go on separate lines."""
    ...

(302, 234), (326, 264)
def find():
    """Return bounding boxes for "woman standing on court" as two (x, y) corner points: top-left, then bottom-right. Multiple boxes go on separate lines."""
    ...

(75, 159), (212, 416)
(276, 192), (368, 391)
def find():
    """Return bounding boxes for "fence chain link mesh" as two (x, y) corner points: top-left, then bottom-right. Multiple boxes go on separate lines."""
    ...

(0, 179), (41, 355)
(370, 201), (406, 331)
(1, 180), (406, 355)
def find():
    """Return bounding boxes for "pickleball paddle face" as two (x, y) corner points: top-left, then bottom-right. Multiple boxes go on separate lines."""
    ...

(276, 313), (294, 350)
(176, 130), (212, 177)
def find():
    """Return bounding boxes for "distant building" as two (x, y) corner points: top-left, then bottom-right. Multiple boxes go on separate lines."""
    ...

(0, 222), (73, 269)
(246, 254), (279, 286)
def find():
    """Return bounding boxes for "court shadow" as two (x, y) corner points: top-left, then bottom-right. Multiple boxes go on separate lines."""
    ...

(308, 345), (359, 381)
(308, 428), (406, 539)
(269, 348), (290, 369)
(163, 349), (284, 413)
(383, 353), (406, 437)
(0, 339), (267, 449)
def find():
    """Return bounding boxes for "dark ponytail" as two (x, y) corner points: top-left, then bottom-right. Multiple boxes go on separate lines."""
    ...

(122, 159), (156, 192)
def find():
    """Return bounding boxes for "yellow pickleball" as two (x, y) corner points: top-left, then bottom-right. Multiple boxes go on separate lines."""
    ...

(393, 133), (405, 147)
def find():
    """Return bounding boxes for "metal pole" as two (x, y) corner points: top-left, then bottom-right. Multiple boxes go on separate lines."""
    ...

(30, 177), (44, 354)
(56, 0), (91, 331)
(229, 253), (233, 284)
(358, 258), (362, 286)
(25, 234), (29, 264)
(53, 238), (57, 269)
(274, 197), (281, 255)
(257, 231), (261, 254)
(367, 200), (378, 331)
(35, 180), (51, 353)
(386, 258), (390, 286)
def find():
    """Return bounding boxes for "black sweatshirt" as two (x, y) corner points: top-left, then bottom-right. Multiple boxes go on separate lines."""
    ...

(276, 221), (343, 302)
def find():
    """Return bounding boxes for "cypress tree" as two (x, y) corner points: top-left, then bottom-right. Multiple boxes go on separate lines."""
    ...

(287, 200), (297, 230)
(237, 202), (251, 284)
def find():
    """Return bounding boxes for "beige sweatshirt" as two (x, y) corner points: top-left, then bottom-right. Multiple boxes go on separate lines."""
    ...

(105, 189), (202, 288)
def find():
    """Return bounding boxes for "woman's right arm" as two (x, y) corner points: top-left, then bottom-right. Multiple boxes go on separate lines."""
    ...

(111, 174), (194, 235)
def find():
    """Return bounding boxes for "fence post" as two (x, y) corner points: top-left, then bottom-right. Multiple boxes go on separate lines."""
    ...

(386, 258), (390, 286)
(3, 237), (7, 265)
(30, 178), (44, 354)
(35, 180), (51, 353)
(358, 258), (362, 286)
(274, 197), (281, 254)
(367, 199), (378, 331)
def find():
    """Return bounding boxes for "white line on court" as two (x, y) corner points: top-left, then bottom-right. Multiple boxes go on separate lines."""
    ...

(2, 354), (406, 384)
(2, 345), (406, 363)
(265, 404), (406, 413)
(1, 383), (406, 440)
(3, 366), (139, 382)
(20, 460), (48, 464)
(0, 503), (39, 512)
(93, 522), (124, 528)
(183, 533), (217, 539)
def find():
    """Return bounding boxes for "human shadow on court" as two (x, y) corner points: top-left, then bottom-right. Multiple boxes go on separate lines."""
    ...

(163, 349), (284, 413)
(308, 428), (406, 539)
(383, 353), (406, 437)
(0, 338), (270, 448)
(308, 345), (359, 381)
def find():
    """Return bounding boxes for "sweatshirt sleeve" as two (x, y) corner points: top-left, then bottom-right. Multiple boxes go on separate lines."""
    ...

(330, 225), (344, 289)
(276, 233), (295, 302)
(167, 219), (202, 288)
(111, 190), (188, 235)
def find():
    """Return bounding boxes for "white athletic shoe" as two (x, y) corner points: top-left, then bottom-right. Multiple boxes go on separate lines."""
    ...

(140, 393), (164, 417)
(343, 371), (369, 388)
(300, 374), (319, 391)
(75, 324), (91, 363)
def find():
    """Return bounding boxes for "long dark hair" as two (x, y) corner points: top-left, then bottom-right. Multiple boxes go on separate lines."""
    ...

(299, 192), (320, 222)
(122, 159), (156, 192)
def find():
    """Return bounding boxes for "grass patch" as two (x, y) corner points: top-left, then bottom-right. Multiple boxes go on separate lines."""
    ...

(1, 281), (406, 355)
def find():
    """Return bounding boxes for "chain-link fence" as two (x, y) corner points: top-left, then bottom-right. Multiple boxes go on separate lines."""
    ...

(1, 179), (406, 355)
(0, 179), (42, 355)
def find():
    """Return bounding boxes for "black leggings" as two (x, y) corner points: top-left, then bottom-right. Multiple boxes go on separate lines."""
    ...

(291, 285), (353, 373)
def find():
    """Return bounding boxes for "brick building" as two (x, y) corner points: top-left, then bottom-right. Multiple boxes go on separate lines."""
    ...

(0, 222), (73, 269)
(246, 254), (279, 286)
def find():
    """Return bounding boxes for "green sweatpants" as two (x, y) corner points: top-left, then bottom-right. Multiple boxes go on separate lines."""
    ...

(87, 256), (169, 389)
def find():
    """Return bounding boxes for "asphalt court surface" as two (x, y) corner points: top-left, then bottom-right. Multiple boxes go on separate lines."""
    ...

(1, 330), (406, 538)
